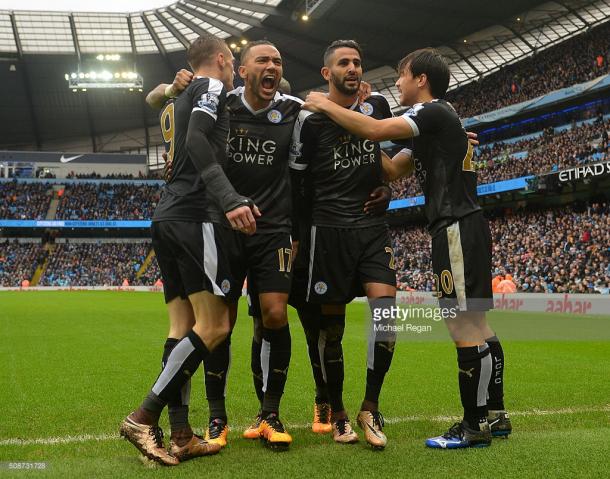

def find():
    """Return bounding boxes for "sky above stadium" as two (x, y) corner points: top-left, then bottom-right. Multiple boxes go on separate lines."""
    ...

(0, 0), (173, 12)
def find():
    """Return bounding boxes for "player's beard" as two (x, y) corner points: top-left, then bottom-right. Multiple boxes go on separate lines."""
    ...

(331, 72), (360, 96)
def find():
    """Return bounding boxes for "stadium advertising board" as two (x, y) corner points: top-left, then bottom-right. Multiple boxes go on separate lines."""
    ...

(388, 176), (533, 210)
(557, 161), (610, 182)
(393, 291), (610, 314)
(0, 151), (145, 164)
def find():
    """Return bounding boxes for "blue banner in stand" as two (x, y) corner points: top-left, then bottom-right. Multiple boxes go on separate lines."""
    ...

(388, 176), (533, 210)
(0, 220), (152, 228)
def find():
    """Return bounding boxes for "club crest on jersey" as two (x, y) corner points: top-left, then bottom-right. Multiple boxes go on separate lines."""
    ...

(221, 279), (231, 294)
(314, 281), (328, 295)
(359, 102), (374, 116)
(267, 109), (282, 123)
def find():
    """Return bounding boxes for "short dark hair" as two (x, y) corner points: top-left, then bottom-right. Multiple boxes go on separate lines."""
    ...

(398, 48), (450, 98)
(240, 40), (277, 63)
(187, 34), (229, 70)
(323, 39), (363, 66)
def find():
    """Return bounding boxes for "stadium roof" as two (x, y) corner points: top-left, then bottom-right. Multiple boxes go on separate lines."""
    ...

(1, 0), (609, 151)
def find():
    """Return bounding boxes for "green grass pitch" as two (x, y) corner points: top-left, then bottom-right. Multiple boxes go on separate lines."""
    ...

(0, 291), (609, 478)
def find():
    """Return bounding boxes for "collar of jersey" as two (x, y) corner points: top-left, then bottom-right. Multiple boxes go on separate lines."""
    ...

(239, 88), (282, 115)
(348, 98), (359, 110)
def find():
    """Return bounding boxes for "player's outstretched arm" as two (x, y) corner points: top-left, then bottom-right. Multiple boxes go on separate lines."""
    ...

(303, 92), (414, 141)
(381, 149), (415, 182)
(186, 112), (260, 234)
(145, 69), (194, 110)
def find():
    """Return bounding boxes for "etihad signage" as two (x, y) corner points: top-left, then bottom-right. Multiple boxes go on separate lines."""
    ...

(557, 161), (610, 182)
(0, 151), (146, 165)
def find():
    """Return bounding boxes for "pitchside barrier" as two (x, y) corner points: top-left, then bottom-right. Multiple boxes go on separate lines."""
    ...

(1, 287), (608, 315)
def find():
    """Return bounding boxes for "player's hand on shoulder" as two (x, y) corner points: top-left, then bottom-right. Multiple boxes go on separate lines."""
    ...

(358, 81), (372, 103)
(226, 199), (261, 235)
(364, 185), (391, 215)
(168, 69), (193, 96)
(303, 91), (329, 112)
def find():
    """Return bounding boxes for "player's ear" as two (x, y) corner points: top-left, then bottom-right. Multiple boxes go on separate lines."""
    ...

(238, 64), (247, 80)
(321, 66), (331, 81)
(216, 51), (225, 69)
(417, 73), (428, 89)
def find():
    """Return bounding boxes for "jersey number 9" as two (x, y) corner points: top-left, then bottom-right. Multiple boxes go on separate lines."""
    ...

(161, 102), (175, 163)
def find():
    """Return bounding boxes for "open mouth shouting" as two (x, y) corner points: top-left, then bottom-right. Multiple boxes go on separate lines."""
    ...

(260, 73), (278, 97)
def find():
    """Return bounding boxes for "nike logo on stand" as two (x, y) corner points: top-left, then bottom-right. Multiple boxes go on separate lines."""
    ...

(59, 154), (84, 163)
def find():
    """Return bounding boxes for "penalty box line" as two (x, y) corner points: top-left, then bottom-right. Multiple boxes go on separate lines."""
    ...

(1, 405), (608, 447)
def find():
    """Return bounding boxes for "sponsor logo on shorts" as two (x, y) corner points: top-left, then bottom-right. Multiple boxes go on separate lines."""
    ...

(267, 109), (282, 123)
(221, 279), (231, 294)
(314, 281), (327, 295)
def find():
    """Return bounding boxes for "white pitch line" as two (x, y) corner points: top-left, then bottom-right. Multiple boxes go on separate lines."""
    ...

(1, 405), (608, 447)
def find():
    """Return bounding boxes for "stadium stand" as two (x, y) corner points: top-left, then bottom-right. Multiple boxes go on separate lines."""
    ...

(0, 181), (52, 220)
(391, 201), (610, 294)
(55, 183), (161, 221)
(390, 117), (610, 199)
(446, 21), (610, 118)
(38, 241), (155, 287)
(0, 240), (45, 287)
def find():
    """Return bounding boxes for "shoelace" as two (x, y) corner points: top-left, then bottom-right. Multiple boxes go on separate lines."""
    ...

(442, 422), (464, 440)
(336, 419), (350, 435)
(149, 426), (164, 447)
(265, 414), (286, 433)
(371, 411), (385, 430)
(208, 420), (226, 439)
(317, 404), (331, 423)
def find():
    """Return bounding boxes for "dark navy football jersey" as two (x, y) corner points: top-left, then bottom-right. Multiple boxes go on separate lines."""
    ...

(289, 93), (392, 228)
(225, 87), (303, 233)
(153, 76), (229, 224)
(400, 99), (480, 236)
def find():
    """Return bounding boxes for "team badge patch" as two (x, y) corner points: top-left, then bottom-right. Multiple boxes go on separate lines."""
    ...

(221, 279), (231, 294)
(198, 92), (219, 114)
(359, 102), (374, 116)
(267, 109), (282, 123)
(314, 281), (328, 295)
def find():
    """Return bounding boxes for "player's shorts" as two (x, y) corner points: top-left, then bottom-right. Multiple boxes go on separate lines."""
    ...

(151, 220), (241, 304)
(306, 225), (396, 304)
(431, 211), (494, 312)
(235, 231), (292, 317)
(247, 227), (316, 317)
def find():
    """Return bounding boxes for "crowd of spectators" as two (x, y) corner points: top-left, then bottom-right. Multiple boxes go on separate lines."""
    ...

(2, 199), (608, 292)
(0, 241), (46, 286)
(55, 183), (161, 220)
(390, 118), (609, 199)
(134, 256), (161, 286)
(446, 21), (610, 118)
(391, 202), (610, 294)
(0, 181), (51, 220)
(39, 242), (151, 287)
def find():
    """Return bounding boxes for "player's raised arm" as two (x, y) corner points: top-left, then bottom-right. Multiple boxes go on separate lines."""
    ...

(146, 69), (194, 110)
(303, 92), (414, 141)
